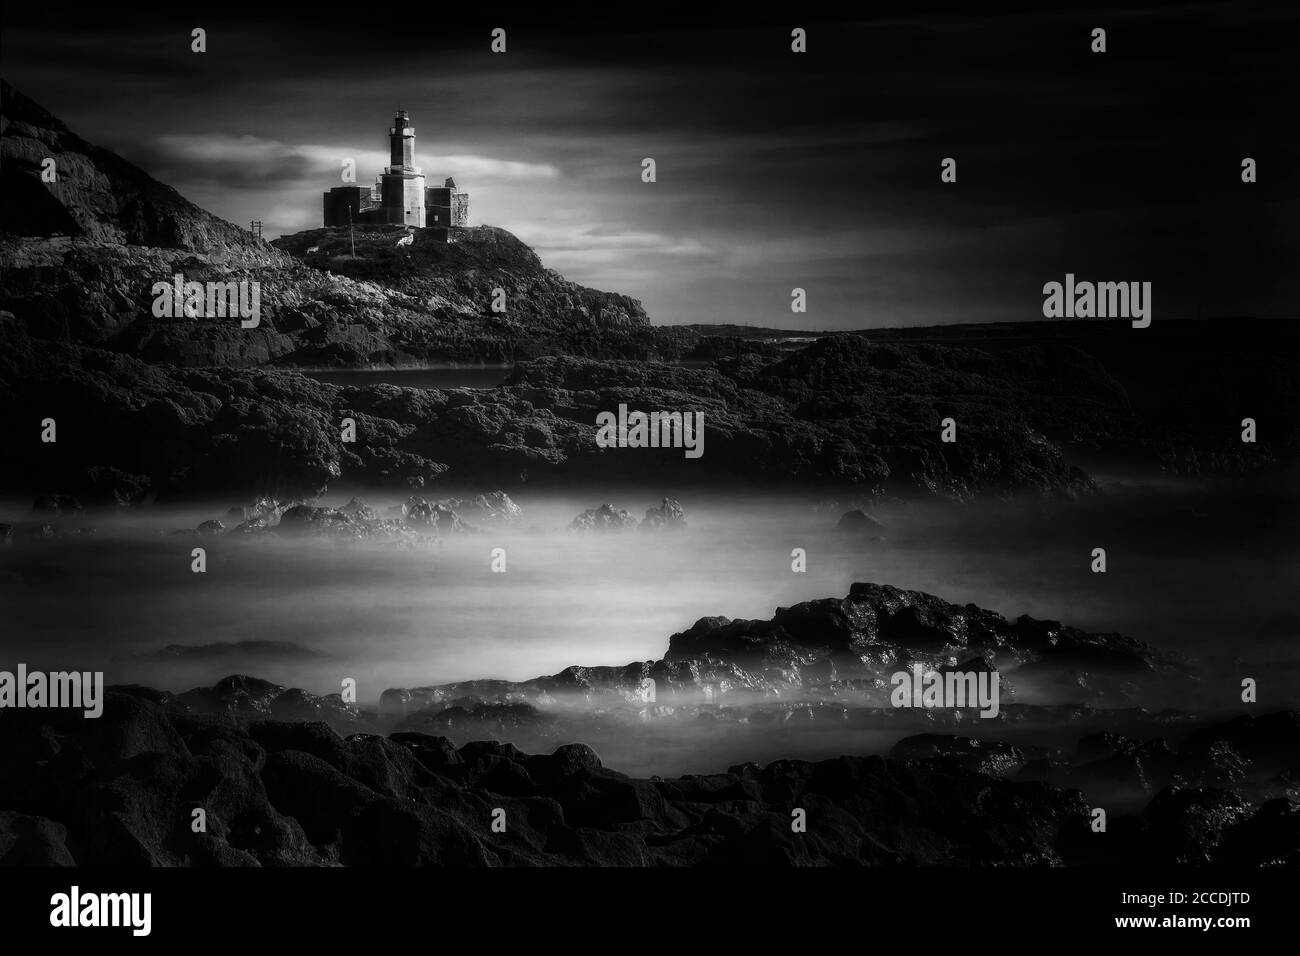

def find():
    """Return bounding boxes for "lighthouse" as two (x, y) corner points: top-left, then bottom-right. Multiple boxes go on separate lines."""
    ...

(380, 109), (426, 227)
(322, 109), (467, 236)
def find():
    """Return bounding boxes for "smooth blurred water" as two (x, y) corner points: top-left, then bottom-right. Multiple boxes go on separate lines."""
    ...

(3, 481), (1297, 711)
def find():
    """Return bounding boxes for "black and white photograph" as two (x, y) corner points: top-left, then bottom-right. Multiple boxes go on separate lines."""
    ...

(1, 0), (1297, 939)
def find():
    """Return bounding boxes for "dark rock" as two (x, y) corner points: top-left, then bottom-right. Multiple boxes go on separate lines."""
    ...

(260, 750), (376, 846)
(1179, 712), (1300, 780)
(0, 676), (1288, 867)
(389, 733), (463, 774)
(0, 812), (77, 865)
(524, 743), (603, 785)
(1141, 786), (1254, 864)
(548, 767), (669, 829)
(340, 800), (498, 866)
(471, 491), (521, 520)
(890, 734), (1026, 777)
(570, 504), (637, 531)
(403, 497), (470, 533)
(276, 504), (355, 536)
(662, 582), (1165, 704)
(1214, 798), (1300, 865)
(339, 497), (377, 522)
(640, 497), (687, 530)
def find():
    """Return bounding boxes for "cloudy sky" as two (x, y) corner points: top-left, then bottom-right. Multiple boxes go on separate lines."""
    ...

(2, 2), (1296, 329)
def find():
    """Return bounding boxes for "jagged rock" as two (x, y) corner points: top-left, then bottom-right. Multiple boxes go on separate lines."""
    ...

(1141, 786), (1254, 864)
(232, 497), (292, 530)
(173, 675), (361, 727)
(0, 675), (1296, 866)
(890, 734), (1026, 777)
(403, 497), (470, 533)
(663, 582), (1165, 704)
(339, 497), (378, 522)
(197, 519), (225, 535)
(277, 504), (356, 536)
(570, 504), (637, 532)
(389, 733), (463, 773)
(1176, 739), (1250, 788)
(640, 497), (687, 530)
(471, 491), (521, 520)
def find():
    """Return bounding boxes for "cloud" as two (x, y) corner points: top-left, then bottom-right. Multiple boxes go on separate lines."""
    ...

(146, 133), (560, 188)
(507, 220), (715, 276)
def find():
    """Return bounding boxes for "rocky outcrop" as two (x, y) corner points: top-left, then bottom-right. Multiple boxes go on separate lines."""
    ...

(641, 497), (687, 530)
(0, 82), (279, 262)
(469, 491), (521, 521)
(0, 82), (693, 367)
(1, 681), (1293, 866)
(264, 224), (695, 365)
(569, 504), (637, 531)
(370, 584), (1179, 738)
(663, 581), (1165, 693)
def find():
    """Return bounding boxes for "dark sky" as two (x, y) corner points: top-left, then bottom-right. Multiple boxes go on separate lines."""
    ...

(3, 1), (1297, 329)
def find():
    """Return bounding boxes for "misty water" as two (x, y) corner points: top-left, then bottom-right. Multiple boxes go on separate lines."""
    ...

(3, 479), (1298, 776)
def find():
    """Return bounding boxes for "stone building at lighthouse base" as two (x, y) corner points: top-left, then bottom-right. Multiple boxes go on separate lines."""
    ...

(322, 109), (469, 242)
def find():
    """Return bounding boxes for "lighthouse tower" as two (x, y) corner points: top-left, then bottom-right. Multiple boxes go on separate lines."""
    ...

(380, 110), (426, 227)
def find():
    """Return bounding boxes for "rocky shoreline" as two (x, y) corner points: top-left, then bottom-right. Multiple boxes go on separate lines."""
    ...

(1, 678), (1295, 866)
(3, 579), (1295, 866)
